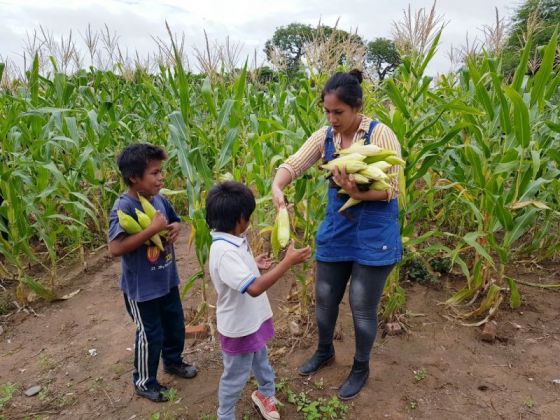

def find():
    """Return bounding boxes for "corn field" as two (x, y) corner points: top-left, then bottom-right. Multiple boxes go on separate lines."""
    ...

(0, 21), (559, 324)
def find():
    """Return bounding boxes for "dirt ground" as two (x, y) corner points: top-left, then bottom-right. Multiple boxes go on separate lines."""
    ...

(1, 226), (559, 420)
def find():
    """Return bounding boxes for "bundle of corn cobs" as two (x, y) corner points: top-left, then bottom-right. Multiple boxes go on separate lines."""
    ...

(117, 194), (166, 251)
(321, 140), (405, 212)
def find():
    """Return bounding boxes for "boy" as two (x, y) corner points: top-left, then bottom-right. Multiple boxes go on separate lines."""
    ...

(108, 143), (197, 402)
(206, 181), (312, 420)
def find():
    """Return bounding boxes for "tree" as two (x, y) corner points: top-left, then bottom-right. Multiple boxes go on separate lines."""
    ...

(264, 23), (314, 74)
(502, 0), (560, 76)
(366, 38), (401, 81)
(264, 23), (366, 75)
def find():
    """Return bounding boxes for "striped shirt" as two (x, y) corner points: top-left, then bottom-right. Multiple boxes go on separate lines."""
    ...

(278, 115), (402, 200)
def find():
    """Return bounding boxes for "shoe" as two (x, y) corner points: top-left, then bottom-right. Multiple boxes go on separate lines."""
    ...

(164, 361), (198, 379)
(338, 358), (369, 400)
(251, 390), (280, 420)
(135, 383), (169, 403)
(298, 345), (335, 376)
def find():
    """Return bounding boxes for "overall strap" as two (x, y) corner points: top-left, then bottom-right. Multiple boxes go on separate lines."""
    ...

(363, 120), (379, 145)
(323, 126), (336, 162)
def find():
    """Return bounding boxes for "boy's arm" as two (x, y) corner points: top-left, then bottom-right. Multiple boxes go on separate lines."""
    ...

(245, 243), (311, 297)
(109, 212), (168, 257)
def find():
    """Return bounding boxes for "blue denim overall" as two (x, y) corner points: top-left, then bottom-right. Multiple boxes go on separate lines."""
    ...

(315, 121), (403, 266)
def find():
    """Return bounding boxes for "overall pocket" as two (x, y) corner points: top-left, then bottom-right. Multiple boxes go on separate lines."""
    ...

(357, 210), (399, 253)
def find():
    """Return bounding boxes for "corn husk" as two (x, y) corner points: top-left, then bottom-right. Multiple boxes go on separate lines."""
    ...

(271, 207), (290, 256)
(118, 210), (143, 234)
(363, 150), (398, 164)
(368, 161), (392, 172)
(135, 209), (164, 251)
(384, 156), (406, 166)
(359, 165), (389, 181)
(339, 197), (361, 212)
(138, 194), (157, 219)
(338, 141), (384, 157)
(321, 159), (367, 173)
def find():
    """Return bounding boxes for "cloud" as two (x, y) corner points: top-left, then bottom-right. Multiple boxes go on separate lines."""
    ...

(0, 0), (515, 74)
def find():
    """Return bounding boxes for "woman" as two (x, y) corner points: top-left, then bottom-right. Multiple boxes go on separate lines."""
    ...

(271, 69), (403, 400)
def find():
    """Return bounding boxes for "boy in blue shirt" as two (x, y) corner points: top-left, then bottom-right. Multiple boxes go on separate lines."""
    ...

(108, 143), (197, 402)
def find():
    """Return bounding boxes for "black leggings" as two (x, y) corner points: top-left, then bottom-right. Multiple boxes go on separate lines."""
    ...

(315, 261), (394, 362)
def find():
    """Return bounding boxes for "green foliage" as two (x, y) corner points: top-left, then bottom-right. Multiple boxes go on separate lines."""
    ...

(502, 0), (560, 76)
(366, 38), (401, 81)
(0, 383), (17, 411)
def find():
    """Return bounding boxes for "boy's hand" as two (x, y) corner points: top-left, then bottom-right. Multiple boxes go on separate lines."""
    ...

(255, 254), (272, 270)
(166, 222), (181, 244)
(283, 242), (312, 266)
(149, 211), (168, 233)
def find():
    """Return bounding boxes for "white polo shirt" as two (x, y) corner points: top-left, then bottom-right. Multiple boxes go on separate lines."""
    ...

(209, 231), (273, 338)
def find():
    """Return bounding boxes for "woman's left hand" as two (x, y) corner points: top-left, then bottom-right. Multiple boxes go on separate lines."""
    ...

(333, 167), (360, 199)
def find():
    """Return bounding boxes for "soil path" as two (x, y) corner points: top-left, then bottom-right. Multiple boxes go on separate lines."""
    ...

(1, 227), (559, 419)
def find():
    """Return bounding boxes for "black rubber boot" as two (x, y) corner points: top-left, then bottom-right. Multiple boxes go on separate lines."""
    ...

(338, 358), (369, 400)
(298, 344), (335, 376)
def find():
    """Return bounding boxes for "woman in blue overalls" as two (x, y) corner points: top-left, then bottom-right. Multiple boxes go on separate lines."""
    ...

(272, 70), (402, 400)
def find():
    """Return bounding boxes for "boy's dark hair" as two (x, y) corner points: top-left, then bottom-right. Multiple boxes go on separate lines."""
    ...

(205, 182), (256, 232)
(117, 143), (167, 186)
(321, 69), (363, 109)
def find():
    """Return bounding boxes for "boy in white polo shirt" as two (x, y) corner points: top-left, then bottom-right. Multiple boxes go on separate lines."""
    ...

(206, 181), (311, 420)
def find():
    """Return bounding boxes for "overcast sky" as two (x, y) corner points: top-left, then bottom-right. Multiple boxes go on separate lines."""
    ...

(0, 0), (521, 75)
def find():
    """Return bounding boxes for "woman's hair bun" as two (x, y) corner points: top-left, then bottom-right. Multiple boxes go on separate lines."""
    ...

(348, 69), (363, 84)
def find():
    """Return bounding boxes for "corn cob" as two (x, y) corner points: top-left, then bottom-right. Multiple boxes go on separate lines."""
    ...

(276, 207), (290, 248)
(351, 173), (371, 184)
(359, 164), (389, 181)
(384, 156), (406, 166)
(371, 180), (391, 191)
(339, 197), (361, 212)
(118, 210), (143, 234)
(338, 143), (384, 156)
(135, 209), (165, 251)
(330, 152), (366, 162)
(138, 194), (167, 237)
(363, 150), (397, 164)
(368, 161), (393, 172)
(321, 159), (367, 173)
(138, 194), (157, 219)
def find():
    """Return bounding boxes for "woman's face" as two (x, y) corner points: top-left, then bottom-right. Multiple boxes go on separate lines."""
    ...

(323, 93), (360, 134)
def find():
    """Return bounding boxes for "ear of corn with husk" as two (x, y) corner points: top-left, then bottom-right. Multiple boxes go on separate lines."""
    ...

(321, 159), (367, 173)
(271, 207), (290, 256)
(321, 143), (405, 212)
(135, 208), (165, 251)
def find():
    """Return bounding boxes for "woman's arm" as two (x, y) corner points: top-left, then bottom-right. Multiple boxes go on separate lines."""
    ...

(271, 168), (293, 209)
(271, 127), (326, 209)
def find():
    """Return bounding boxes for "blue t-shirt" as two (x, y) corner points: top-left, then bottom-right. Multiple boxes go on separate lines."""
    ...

(108, 193), (181, 302)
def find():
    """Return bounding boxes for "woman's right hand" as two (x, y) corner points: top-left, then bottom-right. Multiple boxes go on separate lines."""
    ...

(272, 185), (286, 210)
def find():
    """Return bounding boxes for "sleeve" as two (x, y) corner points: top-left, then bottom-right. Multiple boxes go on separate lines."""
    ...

(217, 250), (258, 294)
(371, 123), (402, 201)
(108, 203), (126, 242)
(278, 127), (327, 180)
(162, 197), (181, 224)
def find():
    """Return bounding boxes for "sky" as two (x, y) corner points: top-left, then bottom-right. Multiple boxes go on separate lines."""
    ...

(0, 0), (522, 75)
